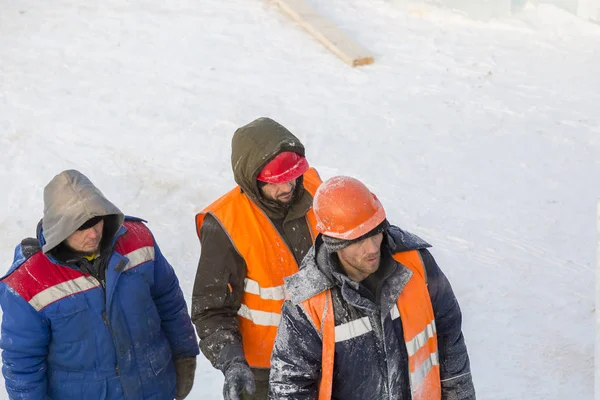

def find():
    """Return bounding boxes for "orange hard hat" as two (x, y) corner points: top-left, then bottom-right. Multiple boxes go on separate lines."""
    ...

(313, 176), (386, 240)
(257, 151), (309, 184)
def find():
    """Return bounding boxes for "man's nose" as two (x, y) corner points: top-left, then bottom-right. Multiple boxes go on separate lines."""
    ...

(281, 181), (294, 192)
(88, 225), (102, 238)
(364, 237), (380, 253)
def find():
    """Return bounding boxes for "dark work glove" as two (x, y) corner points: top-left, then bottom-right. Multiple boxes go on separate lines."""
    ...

(174, 356), (197, 400)
(223, 361), (256, 400)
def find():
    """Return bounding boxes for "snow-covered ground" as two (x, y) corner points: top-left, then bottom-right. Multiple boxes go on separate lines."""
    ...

(1, 0), (598, 398)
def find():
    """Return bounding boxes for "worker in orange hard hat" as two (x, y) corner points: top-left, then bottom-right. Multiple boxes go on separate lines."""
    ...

(269, 176), (476, 400)
(191, 117), (322, 400)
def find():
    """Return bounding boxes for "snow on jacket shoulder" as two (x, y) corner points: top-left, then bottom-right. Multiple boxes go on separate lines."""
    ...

(269, 226), (475, 400)
(0, 217), (199, 400)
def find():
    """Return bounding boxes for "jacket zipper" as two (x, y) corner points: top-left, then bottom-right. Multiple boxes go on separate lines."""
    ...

(370, 309), (390, 400)
(99, 281), (119, 377)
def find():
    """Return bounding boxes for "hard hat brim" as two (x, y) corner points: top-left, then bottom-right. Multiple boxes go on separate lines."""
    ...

(319, 203), (386, 241)
(257, 157), (309, 184)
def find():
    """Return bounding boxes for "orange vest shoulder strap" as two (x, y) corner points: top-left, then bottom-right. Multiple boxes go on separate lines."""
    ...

(195, 186), (243, 238)
(303, 168), (321, 238)
(300, 290), (335, 400)
(392, 249), (441, 400)
(392, 249), (426, 282)
(302, 167), (322, 196)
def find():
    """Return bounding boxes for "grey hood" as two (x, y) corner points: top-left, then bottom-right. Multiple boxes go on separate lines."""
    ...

(41, 170), (124, 254)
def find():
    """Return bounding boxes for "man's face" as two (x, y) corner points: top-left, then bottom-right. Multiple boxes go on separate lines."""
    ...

(260, 178), (298, 205)
(337, 233), (384, 282)
(65, 219), (104, 255)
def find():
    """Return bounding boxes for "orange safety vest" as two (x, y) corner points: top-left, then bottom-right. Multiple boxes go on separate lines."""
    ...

(196, 168), (322, 368)
(300, 250), (442, 399)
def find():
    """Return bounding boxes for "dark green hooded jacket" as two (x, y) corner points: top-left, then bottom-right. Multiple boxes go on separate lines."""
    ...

(191, 117), (316, 386)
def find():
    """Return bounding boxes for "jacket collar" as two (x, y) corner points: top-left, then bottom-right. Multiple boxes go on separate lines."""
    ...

(285, 225), (430, 308)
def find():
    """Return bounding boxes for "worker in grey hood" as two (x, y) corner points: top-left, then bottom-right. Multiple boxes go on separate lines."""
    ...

(0, 169), (199, 400)
(41, 170), (124, 271)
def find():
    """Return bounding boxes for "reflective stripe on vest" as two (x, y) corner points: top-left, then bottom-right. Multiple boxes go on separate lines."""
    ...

(244, 277), (285, 301)
(300, 289), (335, 400)
(300, 249), (442, 400)
(196, 167), (322, 368)
(334, 317), (372, 343)
(394, 251), (441, 398)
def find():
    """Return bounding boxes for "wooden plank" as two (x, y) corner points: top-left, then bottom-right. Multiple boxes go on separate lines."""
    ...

(275, 0), (374, 67)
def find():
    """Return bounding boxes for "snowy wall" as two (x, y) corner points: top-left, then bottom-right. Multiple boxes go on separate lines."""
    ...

(576, 0), (600, 19)
(397, 0), (600, 20)
(547, 0), (600, 19)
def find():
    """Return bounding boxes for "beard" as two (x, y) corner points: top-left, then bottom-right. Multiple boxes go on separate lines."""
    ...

(273, 190), (296, 207)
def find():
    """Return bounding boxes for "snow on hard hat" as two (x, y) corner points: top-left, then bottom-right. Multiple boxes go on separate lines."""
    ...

(257, 151), (309, 184)
(313, 176), (386, 241)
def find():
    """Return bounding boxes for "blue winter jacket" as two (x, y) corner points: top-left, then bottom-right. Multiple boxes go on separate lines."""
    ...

(0, 217), (199, 399)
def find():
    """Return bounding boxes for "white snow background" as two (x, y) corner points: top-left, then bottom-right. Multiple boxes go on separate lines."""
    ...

(1, 0), (599, 398)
